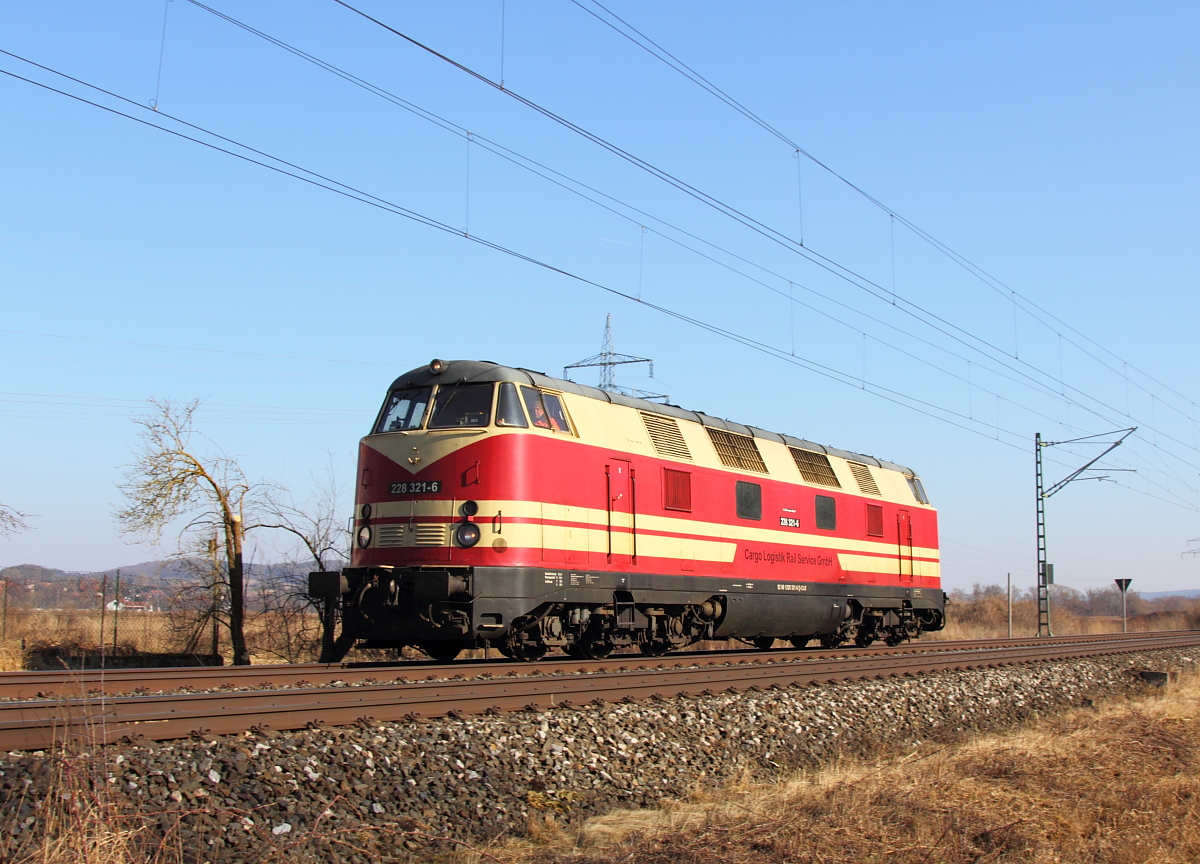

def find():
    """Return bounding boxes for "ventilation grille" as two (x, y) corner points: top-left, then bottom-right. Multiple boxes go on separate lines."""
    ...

(641, 412), (692, 460)
(790, 448), (842, 488)
(706, 428), (768, 473)
(415, 524), (447, 546)
(377, 525), (405, 548)
(848, 462), (881, 496)
(376, 524), (447, 547)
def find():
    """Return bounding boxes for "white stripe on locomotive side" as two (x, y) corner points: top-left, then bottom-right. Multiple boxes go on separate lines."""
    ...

(369, 498), (939, 563)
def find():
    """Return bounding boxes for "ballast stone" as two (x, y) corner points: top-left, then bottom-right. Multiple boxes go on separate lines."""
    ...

(0, 648), (1193, 863)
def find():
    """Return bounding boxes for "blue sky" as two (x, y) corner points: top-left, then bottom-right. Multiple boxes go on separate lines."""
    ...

(1, 1), (1198, 594)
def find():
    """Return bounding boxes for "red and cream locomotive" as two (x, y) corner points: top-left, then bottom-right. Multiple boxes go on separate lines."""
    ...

(310, 359), (945, 661)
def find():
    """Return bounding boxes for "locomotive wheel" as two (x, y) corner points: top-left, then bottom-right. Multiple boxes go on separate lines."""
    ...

(752, 636), (776, 651)
(639, 641), (671, 657)
(418, 642), (465, 663)
(508, 640), (548, 662)
(789, 636), (811, 649)
(500, 627), (548, 662)
(576, 638), (614, 660)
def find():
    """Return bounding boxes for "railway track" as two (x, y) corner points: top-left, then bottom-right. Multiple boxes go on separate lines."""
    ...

(0, 631), (1194, 752)
(0, 631), (1170, 700)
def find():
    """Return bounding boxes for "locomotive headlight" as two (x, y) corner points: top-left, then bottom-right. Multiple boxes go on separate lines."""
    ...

(361, 503), (372, 519)
(429, 358), (445, 374)
(460, 500), (479, 517)
(455, 521), (481, 548)
(356, 525), (372, 548)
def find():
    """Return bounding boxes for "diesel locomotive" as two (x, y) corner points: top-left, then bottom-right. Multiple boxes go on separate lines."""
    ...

(310, 359), (945, 662)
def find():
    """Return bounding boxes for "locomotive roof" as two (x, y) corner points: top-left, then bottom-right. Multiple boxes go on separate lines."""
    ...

(389, 359), (918, 477)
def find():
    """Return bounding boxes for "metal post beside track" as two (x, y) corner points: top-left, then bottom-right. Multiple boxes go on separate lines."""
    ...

(113, 569), (121, 653)
(1115, 578), (1132, 633)
(1035, 435), (1051, 637)
(99, 571), (107, 669)
(1034, 427), (1135, 639)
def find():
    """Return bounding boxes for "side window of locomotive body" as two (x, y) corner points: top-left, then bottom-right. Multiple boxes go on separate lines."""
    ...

(735, 481), (762, 520)
(428, 383), (494, 429)
(375, 387), (432, 433)
(495, 382), (528, 427)
(521, 387), (573, 433)
(866, 503), (884, 537)
(906, 475), (929, 505)
(663, 468), (692, 512)
(815, 495), (837, 530)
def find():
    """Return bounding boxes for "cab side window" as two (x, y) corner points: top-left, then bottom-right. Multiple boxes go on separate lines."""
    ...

(815, 495), (837, 530)
(542, 393), (571, 433)
(495, 382), (528, 427)
(521, 387), (572, 433)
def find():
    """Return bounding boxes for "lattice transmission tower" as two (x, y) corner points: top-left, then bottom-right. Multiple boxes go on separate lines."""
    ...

(564, 314), (667, 402)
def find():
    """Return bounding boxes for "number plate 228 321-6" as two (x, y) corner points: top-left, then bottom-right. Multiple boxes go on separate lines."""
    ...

(389, 480), (442, 494)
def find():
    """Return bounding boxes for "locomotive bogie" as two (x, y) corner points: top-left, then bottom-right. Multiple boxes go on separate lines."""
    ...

(318, 360), (945, 662)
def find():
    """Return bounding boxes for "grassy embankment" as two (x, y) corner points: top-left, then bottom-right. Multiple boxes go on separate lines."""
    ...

(470, 668), (1200, 864)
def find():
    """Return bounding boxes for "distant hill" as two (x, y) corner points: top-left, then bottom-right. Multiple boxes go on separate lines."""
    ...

(1141, 589), (1200, 600)
(0, 560), (305, 610)
(1, 560), (298, 584)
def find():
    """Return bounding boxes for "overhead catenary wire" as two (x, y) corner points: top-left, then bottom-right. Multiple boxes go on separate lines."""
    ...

(566, 1), (1200, 497)
(312, 5), (1200, 510)
(171, 4), (1200, 493)
(1, 48), (1194, 513)
(0, 26), (1091, 432)
(180, 0), (1187, 469)
(570, 0), (1200, 436)
(176, 2), (1073, 415)
(0, 59), (1049, 448)
(150, 0), (171, 110)
(323, 1), (1200, 485)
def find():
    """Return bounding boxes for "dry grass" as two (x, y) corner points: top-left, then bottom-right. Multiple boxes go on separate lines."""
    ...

(0, 610), (180, 671)
(455, 671), (1200, 864)
(1, 754), (183, 864)
(937, 595), (1200, 641)
(0, 610), (327, 669)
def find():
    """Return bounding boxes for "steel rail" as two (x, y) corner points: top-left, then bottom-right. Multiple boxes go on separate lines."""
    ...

(0, 631), (1173, 701)
(0, 632), (1195, 752)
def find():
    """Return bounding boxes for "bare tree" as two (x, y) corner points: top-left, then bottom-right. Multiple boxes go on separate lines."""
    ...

(260, 457), (349, 572)
(115, 398), (269, 665)
(0, 504), (31, 538)
(161, 535), (229, 659)
(258, 456), (350, 662)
